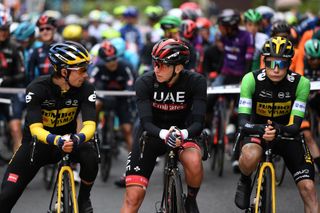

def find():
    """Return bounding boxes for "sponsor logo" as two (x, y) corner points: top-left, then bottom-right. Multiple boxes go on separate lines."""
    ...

(42, 100), (56, 107)
(7, 173), (19, 183)
(25, 92), (34, 103)
(153, 91), (185, 103)
(88, 92), (96, 102)
(287, 74), (295, 82)
(292, 100), (306, 112)
(239, 98), (252, 108)
(258, 90), (272, 98)
(42, 107), (77, 127)
(167, 52), (179, 59)
(278, 92), (285, 99)
(256, 101), (292, 117)
(152, 102), (187, 111)
(257, 72), (266, 81)
(65, 99), (72, 105)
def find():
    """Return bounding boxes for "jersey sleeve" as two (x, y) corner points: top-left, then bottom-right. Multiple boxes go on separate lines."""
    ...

(238, 72), (256, 114)
(291, 76), (310, 118)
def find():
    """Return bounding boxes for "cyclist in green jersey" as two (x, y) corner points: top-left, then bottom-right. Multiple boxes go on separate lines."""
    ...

(234, 36), (319, 212)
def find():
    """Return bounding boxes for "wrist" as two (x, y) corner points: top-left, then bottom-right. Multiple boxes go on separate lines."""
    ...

(159, 129), (169, 140)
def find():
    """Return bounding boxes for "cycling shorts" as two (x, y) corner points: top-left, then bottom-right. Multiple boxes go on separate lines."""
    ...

(242, 136), (315, 183)
(125, 125), (200, 189)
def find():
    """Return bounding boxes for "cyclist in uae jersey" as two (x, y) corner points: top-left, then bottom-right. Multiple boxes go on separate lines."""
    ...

(120, 39), (207, 213)
(234, 37), (319, 212)
(0, 41), (98, 213)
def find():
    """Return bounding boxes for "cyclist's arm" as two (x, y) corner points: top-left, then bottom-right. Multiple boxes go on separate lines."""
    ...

(186, 75), (207, 138)
(135, 77), (162, 137)
(238, 72), (266, 135)
(274, 76), (310, 136)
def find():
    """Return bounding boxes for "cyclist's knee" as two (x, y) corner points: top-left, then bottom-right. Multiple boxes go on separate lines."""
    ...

(298, 179), (317, 199)
(239, 144), (261, 172)
(124, 186), (145, 209)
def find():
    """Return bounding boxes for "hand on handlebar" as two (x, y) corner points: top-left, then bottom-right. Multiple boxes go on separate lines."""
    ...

(56, 134), (77, 153)
(165, 126), (183, 148)
(262, 120), (277, 142)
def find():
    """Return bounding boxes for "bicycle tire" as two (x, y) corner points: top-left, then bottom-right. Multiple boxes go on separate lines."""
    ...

(100, 150), (112, 182)
(273, 155), (286, 186)
(261, 168), (272, 213)
(43, 164), (57, 190)
(165, 172), (186, 213)
(63, 172), (75, 213)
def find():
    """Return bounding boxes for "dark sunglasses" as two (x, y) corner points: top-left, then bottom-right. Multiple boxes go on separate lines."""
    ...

(39, 27), (53, 32)
(265, 60), (290, 69)
(67, 66), (87, 73)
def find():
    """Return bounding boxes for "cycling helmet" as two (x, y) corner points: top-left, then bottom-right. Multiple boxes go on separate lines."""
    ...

(256, 6), (274, 20)
(243, 9), (262, 23)
(179, 2), (200, 10)
(113, 5), (127, 16)
(64, 14), (81, 25)
(160, 15), (181, 30)
(123, 6), (139, 18)
(181, 9), (199, 21)
(304, 39), (320, 58)
(271, 20), (290, 37)
(151, 39), (190, 65)
(13, 22), (36, 41)
(101, 28), (121, 40)
(144, 6), (163, 21)
(167, 8), (182, 19)
(110, 37), (126, 57)
(49, 41), (91, 72)
(262, 36), (294, 59)
(180, 19), (197, 39)
(36, 15), (56, 27)
(0, 11), (12, 29)
(217, 9), (241, 26)
(98, 40), (118, 62)
(62, 24), (83, 41)
(196, 17), (211, 29)
(88, 10), (101, 22)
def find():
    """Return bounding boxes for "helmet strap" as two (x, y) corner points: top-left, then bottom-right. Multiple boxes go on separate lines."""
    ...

(64, 69), (74, 89)
(165, 65), (177, 85)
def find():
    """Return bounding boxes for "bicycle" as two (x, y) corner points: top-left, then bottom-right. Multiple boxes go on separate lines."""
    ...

(233, 131), (295, 213)
(141, 130), (209, 213)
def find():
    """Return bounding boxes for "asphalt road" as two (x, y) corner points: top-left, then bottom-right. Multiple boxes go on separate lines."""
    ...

(0, 147), (319, 213)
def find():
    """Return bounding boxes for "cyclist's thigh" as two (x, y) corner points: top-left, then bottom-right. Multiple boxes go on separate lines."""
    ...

(72, 142), (99, 182)
(0, 142), (58, 210)
(276, 139), (315, 184)
(126, 124), (167, 188)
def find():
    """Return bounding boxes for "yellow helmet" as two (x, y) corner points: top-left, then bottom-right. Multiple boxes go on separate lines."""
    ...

(62, 24), (83, 41)
(262, 36), (294, 59)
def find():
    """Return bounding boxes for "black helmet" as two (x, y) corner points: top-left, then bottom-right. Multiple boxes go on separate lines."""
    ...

(98, 40), (118, 62)
(36, 15), (56, 27)
(262, 36), (294, 59)
(271, 20), (290, 37)
(48, 41), (91, 72)
(151, 39), (190, 65)
(217, 9), (240, 26)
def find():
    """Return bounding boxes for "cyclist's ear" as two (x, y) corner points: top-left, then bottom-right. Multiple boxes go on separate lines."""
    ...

(175, 64), (184, 74)
(60, 68), (68, 78)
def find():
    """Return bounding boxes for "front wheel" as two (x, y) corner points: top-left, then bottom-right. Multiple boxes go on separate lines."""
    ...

(165, 172), (186, 213)
(273, 155), (286, 186)
(260, 168), (273, 213)
(62, 173), (74, 213)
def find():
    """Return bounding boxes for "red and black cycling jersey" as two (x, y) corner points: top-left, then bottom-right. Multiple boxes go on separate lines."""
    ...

(0, 39), (24, 87)
(135, 70), (207, 138)
(22, 75), (96, 143)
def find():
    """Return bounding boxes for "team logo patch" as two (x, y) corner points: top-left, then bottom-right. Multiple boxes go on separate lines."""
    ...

(8, 173), (19, 183)
(239, 98), (252, 108)
(88, 92), (96, 102)
(25, 92), (34, 103)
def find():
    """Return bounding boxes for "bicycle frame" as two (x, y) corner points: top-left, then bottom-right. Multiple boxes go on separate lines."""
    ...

(56, 154), (78, 213)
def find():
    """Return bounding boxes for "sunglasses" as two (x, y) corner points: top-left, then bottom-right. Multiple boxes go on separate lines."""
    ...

(39, 27), (53, 32)
(265, 60), (290, 69)
(164, 28), (179, 33)
(67, 66), (87, 73)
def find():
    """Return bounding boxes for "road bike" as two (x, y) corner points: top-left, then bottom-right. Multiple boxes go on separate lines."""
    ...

(234, 131), (295, 213)
(139, 130), (209, 213)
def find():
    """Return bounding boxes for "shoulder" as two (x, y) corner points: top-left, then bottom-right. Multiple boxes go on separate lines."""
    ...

(26, 75), (51, 95)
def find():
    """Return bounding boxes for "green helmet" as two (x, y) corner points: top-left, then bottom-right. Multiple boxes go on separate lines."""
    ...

(113, 5), (127, 16)
(160, 15), (181, 30)
(305, 39), (320, 58)
(244, 9), (262, 23)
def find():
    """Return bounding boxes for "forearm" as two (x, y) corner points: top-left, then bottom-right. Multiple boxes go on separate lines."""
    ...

(239, 113), (265, 136)
(78, 120), (96, 143)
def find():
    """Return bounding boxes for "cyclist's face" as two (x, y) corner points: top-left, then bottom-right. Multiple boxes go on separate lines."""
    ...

(0, 28), (9, 42)
(245, 22), (259, 35)
(265, 57), (289, 83)
(105, 59), (118, 71)
(39, 25), (55, 42)
(67, 66), (88, 87)
(153, 61), (175, 82)
(307, 57), (320, 69)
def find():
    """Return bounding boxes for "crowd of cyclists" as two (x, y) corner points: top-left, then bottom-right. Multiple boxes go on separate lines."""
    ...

(0, 1), (320, 212)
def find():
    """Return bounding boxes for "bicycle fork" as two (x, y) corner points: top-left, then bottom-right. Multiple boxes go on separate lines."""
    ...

(254, 162), (276, 213)
(56, 165), (78, 213)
